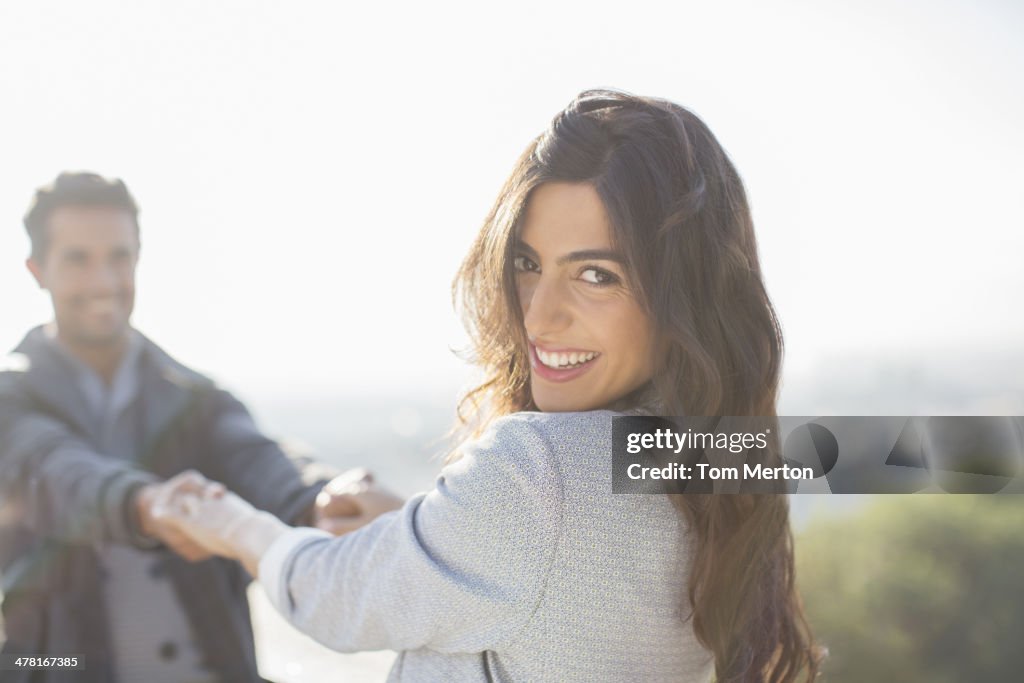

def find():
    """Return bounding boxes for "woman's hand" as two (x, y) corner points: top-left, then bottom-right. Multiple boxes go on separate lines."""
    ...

(150, 470), (288, 575)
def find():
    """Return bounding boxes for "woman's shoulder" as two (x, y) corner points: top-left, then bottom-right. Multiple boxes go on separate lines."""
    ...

(490, 409), (620, 440)
(471, 410), (622, 474)
(454, 410), (619, 474)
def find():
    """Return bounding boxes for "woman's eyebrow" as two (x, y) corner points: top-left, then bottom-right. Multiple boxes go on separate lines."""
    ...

(514, 240), (540, 258)
(515, 240), (624, 265)
(556, 249), (624, 266)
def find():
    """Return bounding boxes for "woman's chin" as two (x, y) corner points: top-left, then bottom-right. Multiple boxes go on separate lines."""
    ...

(531, 390), (597, 413)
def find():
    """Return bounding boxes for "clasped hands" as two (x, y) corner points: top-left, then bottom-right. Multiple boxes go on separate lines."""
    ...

(135, 468), (404, 564)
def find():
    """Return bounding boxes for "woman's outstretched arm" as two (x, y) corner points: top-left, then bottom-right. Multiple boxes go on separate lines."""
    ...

(157, 414), (565, 654)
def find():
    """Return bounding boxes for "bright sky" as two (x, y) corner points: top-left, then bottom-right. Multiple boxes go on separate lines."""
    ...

(2, 0), (1022, 399)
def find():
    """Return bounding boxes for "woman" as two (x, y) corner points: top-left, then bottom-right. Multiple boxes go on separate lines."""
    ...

(155, 89), (822, 682)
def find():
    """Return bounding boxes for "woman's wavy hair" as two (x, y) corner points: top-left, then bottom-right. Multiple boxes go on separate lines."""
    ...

(453, 89), (822, 682)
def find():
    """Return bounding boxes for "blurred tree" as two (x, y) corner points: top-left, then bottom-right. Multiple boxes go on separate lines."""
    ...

(796, 495), (1024, 683)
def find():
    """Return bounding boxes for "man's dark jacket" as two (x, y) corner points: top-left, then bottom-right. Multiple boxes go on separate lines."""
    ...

(0, 328), (333, 682)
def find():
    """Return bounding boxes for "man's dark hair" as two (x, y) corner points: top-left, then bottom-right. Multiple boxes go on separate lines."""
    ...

(24, 171), (140, 261)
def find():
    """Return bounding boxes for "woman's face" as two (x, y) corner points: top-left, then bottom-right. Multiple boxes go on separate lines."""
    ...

(514, 181), (656, 412)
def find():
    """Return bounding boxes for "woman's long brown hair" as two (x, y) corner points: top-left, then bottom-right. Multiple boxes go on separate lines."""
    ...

(453, 89), (822, 681)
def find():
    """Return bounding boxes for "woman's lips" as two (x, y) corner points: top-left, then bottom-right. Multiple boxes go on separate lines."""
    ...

(529, 342), (600, 383)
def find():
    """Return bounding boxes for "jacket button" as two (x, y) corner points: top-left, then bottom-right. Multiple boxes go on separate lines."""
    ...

(159, 641), (178, 660)
(149, 560), (166, 578)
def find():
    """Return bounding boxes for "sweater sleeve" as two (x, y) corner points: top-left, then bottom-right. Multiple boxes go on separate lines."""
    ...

(257, 414), (564, 654)
(0, 373), (160, 546)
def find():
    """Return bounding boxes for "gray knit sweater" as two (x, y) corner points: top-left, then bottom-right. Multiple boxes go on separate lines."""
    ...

(259, 410), (715, 682)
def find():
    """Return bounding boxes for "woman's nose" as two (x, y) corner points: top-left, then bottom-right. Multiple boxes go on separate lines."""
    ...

(522, 275), (571, 337)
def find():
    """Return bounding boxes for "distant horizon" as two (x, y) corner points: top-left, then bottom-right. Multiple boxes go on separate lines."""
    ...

(6, 320), (1020, 416)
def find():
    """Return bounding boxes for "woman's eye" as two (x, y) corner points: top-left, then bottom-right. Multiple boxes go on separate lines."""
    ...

(513, 255), (539, 273)
(579, 267), (618, 285)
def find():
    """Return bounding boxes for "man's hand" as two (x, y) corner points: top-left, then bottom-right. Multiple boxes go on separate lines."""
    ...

(312, 468), (404, 535)
(135, 471), (225, 562)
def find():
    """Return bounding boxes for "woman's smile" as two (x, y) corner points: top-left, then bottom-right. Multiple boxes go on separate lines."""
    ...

(529, 340), (602, 382)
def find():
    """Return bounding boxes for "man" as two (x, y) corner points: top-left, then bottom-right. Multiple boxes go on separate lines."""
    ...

(0, 172), (390, 683)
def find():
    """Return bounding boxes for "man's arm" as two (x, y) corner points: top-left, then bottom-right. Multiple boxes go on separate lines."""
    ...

(189, 388), (338, 527)
(0, 375), (159, 546)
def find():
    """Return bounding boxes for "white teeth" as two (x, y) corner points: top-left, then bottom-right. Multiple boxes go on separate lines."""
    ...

(536, 348), (599, 369)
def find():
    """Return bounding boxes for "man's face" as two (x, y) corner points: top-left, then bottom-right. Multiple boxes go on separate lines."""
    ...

(27, 206), (139, 348)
